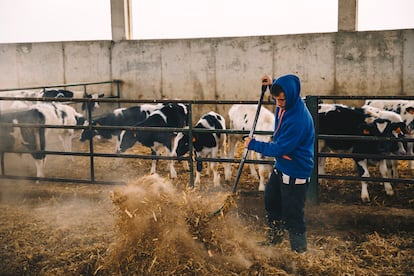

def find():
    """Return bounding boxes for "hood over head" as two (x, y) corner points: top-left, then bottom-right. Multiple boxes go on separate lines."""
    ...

(272, 74), (301, 110)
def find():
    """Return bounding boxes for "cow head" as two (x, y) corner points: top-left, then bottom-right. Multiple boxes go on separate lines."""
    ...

(172, 131), (192, 157)
(404, 105), (414, 134)
(363, 117), (406, 154)
(119, 129), (137, 153)
(81, 92), (105, 114)
(75, 113), (86, 126)
(80, 121), (98, 142)
(80, 120), (114, 141)
(42, 89), (74, 98)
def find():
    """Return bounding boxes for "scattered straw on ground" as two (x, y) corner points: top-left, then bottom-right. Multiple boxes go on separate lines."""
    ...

(97, 174), (283, 275)
(91, 174), (414, 275)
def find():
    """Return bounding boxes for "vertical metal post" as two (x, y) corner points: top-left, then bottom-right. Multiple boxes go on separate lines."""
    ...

(305, 95), (319, 205)
(1, 152), (5, 175)
(84, 86), (95, 184)
(187, 103), (195, 188)
(116, 80), (121, 109)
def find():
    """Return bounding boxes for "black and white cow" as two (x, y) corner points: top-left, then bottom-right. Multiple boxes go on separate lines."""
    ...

(0, 90), (42, 112)
(172, 111), (227, 187)
(40, 89), (74, 98)
(364, 99), (414, 170)
(0, 89), (104, 116)
(0, 109), (47, 181)
(0, 102), (86, 181)
(33, 103), (85, 160)
(42, 89), (104, 116)
(78, 91), (105, 117)
(227, 104), (274, 191)
(318, 104), (406, 202)
(119, 103), (189, 178)
(80, 104), (160, 154)
(362, 104), (407, 178)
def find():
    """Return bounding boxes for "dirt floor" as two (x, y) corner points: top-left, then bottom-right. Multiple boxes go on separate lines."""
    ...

(0, 136), (413, 275)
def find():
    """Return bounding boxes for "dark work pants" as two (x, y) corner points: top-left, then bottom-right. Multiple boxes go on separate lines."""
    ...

(264, 169), (308, 234)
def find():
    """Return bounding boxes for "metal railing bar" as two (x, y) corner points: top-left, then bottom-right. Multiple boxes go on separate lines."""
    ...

(318, 174), (414, 184)
(1, 93), (414, 192)
(318, 152), (414, 160)
(0, 174), (125, 185)
(316, 95), (414, 100)
(319, 134), (414, 142)
(0, 80), (122, 92)
(0, 97), (274, 105)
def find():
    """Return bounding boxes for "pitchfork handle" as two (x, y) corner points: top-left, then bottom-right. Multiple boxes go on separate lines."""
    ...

(231, 85), (268, 193)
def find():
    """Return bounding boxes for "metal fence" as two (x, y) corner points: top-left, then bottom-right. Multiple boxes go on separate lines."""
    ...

(1, 88), (413, 205)
(305, 95), (414, 204)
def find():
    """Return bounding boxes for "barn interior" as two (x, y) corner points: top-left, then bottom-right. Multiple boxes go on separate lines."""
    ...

(0, 0), (413, 275)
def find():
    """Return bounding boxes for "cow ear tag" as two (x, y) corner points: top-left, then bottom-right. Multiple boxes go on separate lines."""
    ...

(192, 137), (196, 143)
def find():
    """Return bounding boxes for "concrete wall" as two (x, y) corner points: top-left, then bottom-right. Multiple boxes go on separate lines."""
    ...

(0, 29), (413, 102)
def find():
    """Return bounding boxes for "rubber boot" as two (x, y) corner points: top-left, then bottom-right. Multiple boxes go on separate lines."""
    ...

(289, 232), (307, 253)
(260, 220), (285, 246)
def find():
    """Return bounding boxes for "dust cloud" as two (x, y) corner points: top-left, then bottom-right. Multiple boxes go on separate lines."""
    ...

(100, 174), (281, 275)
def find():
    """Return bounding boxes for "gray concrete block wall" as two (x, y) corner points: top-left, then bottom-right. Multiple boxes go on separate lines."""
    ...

(272, 33), (336, 95)
(0, 42), (64, 88)
(403, 30), (414, 94)
(0, 29), (413, 102)
(63, 41), (112, 87)
(335, 31), (404, 95)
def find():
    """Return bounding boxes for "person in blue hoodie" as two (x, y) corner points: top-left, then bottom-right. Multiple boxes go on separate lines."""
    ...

(244, 74), (314, 253)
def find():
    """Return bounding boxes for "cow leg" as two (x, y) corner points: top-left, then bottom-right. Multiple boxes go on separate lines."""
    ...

(150, 160), (157, 175)
(114, 137), (123, 167)
(318, 156), (327, 187)
(223, 148), (232, 182)
(255, 152), (268, 191)
(318, 142), (328, 186)
(387, 158), (399, 178)
(182, 160), (190, 171)
(226, 134), (237, 181)
(205, 161), (211, 176)
(195, 155), (203, 187)
(223, 162), (231, 182)
(318, 157), (326, 175)
(195, 170), (201, 187)
(356, 159), (371, 202)
(378, 159), (394, 196)
(258, 163), (272, 192)
(34, 158), (46, 183)
(211, 162), (220, 187)
(169, 159), (177, 179)
(221, 134), (231, 182)
(60, 132), (75, 162)
(206, 148), (218, 177)
(193, 152), (207, 188)
(149, 149), (158, 175)
(257, 164), (266, 191)
(210, 150), (221, 187)
(248, 151), (259, 179)
(167, 148), (177, 179)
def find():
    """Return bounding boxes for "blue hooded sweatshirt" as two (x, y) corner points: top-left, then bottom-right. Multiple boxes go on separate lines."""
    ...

(248, 74), (315, 179)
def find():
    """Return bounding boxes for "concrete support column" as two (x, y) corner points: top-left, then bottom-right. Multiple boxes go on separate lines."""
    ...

(111, 0), (133, 41)
(338, 0), (358, 31)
